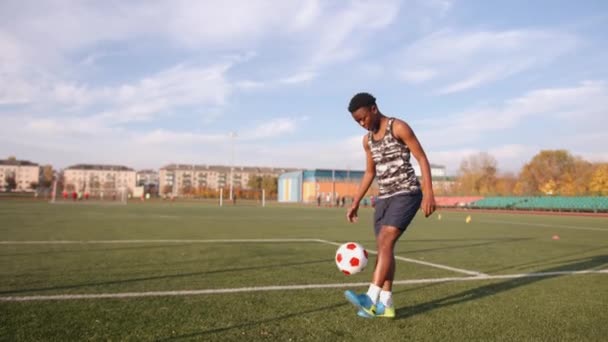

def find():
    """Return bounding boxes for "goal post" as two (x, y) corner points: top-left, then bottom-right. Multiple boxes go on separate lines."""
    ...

(49, 180), (128, 205)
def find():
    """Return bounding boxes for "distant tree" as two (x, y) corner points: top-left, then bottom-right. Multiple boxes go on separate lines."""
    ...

(7, 156), (16, 161)
(247, 175), (263, 190)
(517, 150), (586, 195)
(30, 182), (39, 190)
(5, 174), (17, 192)
(40, 165), (54, 188)
(147, 184), (158, 196)
(162, 185), (173, 195)
(91, 181), (101, 190)
(572, 159), (594, 195)
(494, 173), (518, 195)
(182, 184), (194, 195)
(261, 176), (278, 196)
(55, 172), (65, 192)
(589, 164), (608, 195)
(246, 175), (277, 197)
(456, 152), (498, 195)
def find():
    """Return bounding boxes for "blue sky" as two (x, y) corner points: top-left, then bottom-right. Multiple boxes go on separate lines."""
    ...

(1, 0), (607, 175)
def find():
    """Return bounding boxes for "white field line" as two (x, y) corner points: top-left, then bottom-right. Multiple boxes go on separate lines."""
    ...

(1, 270), (605, 302)
(0, 239), (322, 245)
(315, 239), (487, 277)
(454, 218), (608, 232)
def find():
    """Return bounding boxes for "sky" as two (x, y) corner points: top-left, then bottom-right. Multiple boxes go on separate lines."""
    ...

(1, 0), (607, 175)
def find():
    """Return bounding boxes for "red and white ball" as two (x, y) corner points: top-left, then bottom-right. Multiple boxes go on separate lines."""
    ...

(335, 242), (368, 275)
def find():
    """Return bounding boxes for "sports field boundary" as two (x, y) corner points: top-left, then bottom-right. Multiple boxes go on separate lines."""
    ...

(1, 270), (605, 302)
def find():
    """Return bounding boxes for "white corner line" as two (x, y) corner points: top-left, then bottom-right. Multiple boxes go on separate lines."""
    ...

(1, 270), (605, 302)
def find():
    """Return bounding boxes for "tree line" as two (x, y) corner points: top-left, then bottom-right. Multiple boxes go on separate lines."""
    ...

(449, 150), (608, 196)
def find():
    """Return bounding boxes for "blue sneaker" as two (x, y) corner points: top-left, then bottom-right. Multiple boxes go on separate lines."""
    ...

(344, 290), (376, 318)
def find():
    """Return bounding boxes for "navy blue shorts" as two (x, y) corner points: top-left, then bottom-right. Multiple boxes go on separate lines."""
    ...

(374, 192), (422, 236)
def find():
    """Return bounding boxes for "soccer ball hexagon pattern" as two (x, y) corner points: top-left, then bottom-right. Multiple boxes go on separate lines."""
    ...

(335, 242), (368, 275)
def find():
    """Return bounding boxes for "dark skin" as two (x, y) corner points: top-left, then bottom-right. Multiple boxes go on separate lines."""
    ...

(347, 104), (436, 291)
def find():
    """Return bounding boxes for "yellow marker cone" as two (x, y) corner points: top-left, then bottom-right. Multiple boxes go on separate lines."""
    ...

(465, 215), (471, 223)
(437, 213), (442, 220)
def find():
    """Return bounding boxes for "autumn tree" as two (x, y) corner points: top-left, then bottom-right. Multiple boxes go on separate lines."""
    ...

(162, 185), (173, 195)
(494, 172), (518, 195)
(247, 175), (278, 197)
(247, 175), (263, 190)
(456, 152), (498, 195)
(517, 150), (589, 195)
(262, 176), (278, 197)
(589, 164), (608, 195)
(562, 158), (594, 195)
(40, 165), (55, 188)
(4, 174), (17, 192)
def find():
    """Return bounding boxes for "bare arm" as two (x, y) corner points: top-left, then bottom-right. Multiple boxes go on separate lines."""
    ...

(392, 119), (436, 217)
(347, 135), (376, 223)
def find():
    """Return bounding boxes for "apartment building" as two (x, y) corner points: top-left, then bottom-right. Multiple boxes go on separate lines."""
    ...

(63, 164), (136, 194)
(136, 169), (159, 187)
(158, 164), (296, 195)
(0, 159), (40, 192)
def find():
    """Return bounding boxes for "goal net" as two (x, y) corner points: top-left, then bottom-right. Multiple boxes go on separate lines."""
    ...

(49, 180), (128, 205)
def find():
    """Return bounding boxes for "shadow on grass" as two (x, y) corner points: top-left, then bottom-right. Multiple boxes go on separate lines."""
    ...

(395, 254), (608, 320)
(485, 246), (608, 273)
(0, 259), (331, 295)
(156, 284), (436, 341)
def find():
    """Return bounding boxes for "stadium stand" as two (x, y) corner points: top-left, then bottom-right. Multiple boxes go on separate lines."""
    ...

(513, 196), (608, 212)
(469, 196), (608, 213)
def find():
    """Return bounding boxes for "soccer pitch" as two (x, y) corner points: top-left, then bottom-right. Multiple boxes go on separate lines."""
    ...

(1, 201), (607, 341)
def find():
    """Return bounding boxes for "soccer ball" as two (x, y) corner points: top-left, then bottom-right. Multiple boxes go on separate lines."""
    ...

(335, 242), (368, 275)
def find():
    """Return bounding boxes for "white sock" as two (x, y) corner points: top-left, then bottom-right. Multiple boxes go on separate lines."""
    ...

(366, 284), (381, 304)
(379, 290), (393, 307)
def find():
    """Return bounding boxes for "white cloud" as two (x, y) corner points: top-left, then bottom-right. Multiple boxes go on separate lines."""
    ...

(399, 29), (580, 92)
(419, 81), (608, 145)
(399, 68), (437, 83)
(307, 0), (401, 68)
(235, 71), (318, 90)
(243, 118), (299, 140)
(236, 135), (365, 169)
(416, 81), (608, 171)
(428, 144), (535, 174)
(290, 0), (322, 31)
(278, 71), (317, 84)
(13, 63), (234, 125)
(134, 130), (228, 145)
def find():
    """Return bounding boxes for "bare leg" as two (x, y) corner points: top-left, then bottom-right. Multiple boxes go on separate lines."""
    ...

(372, 225), (401, 289)
(382, 255), (395, 291)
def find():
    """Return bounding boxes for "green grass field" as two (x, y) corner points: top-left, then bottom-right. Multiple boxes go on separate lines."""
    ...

(1, 201), (607, 341)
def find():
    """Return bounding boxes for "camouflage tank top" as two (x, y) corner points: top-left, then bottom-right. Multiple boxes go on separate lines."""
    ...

(368, 118), (420, 198)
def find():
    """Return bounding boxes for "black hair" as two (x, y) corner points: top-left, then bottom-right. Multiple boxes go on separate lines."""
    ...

(348, 92), (376, 113)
